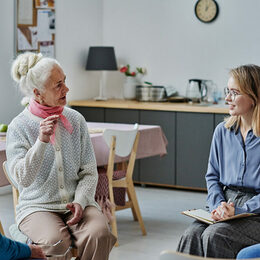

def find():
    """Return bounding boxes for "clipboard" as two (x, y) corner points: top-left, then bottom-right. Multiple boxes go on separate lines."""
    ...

(182, 209), (256, 225)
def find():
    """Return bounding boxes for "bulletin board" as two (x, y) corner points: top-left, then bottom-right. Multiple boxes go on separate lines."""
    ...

(16, 0), (55, 58)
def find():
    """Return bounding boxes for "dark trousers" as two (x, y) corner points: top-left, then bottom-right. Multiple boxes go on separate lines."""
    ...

(177, 187), (260, 258)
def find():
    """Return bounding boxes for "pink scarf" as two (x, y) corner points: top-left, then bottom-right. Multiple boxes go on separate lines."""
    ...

(29, 99), (73, 144)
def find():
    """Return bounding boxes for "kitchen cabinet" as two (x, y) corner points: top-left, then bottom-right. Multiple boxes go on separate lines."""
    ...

(105, 108), (139, 124)
(176, 112), (214, 189)
(214, 113), (227, 128)
(70, 99), (229, 190)
(73, 107), (104, 122)
(139, 110), (175, 185)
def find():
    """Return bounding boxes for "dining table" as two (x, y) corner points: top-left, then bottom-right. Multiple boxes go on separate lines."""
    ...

(0, 122), (168, 187)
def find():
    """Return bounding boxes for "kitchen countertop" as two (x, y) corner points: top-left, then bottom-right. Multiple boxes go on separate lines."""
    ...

(69, 99), (229, 114)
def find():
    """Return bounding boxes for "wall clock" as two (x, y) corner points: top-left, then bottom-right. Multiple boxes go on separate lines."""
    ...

(195, 0), (219, 23)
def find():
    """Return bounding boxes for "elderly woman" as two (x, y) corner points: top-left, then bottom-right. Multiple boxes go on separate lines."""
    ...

(6, 52), (116, 259)
(177, 64), (260, 258)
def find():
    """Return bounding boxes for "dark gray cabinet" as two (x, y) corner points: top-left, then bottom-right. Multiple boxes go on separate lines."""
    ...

(139, 111), (175, 185)
(105, 108), (139, 124)
(214, 113), (227, 128)
(176, 112), (214, 189)
(73, 107), (105, 122)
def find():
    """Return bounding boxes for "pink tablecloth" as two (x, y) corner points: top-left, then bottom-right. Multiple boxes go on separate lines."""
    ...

(0, 122), (168, 186)
(88, 122), (168, 166)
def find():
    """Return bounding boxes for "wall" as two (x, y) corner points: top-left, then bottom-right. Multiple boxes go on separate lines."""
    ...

(103, 0), (260, 97)
(0, 0), (103, 124)
(1, 0), (260, 123)
(0, 0), (22, 124)
(55, 0), (103, 101)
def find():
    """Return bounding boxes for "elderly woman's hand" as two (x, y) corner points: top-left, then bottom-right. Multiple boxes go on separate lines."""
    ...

(39, 115), (59, 143)
(66, 203), (83, 226)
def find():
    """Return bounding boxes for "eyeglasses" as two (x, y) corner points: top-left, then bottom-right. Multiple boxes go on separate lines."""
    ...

(45, 246), (72, 258)
(33, 239), (72, 257)
(224, 87), (242, 101)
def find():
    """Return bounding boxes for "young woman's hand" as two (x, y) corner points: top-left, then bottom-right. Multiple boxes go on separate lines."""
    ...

(39, 115), (59, 143)
(29, 244), (46, 259)
(211, 201), (235, 221)
(66, 203), (83, 226)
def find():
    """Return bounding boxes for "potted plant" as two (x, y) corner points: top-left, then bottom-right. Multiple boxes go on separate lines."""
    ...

(119, 64), (147, 99)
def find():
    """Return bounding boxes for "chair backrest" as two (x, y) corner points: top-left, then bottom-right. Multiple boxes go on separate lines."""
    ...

(2, 161), (18, 189)
(2, 161), (19, 218)
(103, 123), (139, 157)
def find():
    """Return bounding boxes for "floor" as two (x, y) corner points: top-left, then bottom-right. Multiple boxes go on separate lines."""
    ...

(0, 185), (207, 260)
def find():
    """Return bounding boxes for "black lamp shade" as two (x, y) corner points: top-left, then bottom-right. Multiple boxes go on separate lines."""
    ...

(86, 46), (117, 71)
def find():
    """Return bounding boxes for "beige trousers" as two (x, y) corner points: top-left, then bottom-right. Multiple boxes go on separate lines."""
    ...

(19, 206), (116, 260)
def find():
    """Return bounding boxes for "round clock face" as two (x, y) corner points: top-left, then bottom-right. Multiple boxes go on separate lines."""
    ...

(195, 0), (219, 23)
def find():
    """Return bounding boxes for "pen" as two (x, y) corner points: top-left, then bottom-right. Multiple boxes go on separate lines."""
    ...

(221, 199), (232, 218)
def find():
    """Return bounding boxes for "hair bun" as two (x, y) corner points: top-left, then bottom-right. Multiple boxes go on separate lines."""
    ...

(11, 52), (43, 82)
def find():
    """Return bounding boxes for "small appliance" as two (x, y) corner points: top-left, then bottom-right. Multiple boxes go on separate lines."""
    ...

(186, 79), (208, 103)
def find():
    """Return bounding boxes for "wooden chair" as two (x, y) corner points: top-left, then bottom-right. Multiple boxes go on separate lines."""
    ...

(101, 123), (146, 246)
(0, 220), (5, 235)
(159, 250), (260, 260)
(2, 161), (78, 257)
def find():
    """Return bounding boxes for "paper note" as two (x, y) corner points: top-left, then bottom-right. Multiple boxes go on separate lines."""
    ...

(18, 26), (38, 50)
(18, 0), (33, 25)
(40, 41), (54, 58)
(37, 10), (52, 41)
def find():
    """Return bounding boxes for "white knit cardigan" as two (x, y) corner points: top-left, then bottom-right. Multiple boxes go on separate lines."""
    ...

(6, 106), (99, 225)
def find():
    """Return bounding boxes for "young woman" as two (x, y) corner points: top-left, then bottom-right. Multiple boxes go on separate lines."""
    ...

(7, 52), (116, 259)
(177, 64), (260, 258)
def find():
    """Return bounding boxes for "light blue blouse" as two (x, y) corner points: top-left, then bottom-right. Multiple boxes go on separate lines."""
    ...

(206, 122), (260, 214)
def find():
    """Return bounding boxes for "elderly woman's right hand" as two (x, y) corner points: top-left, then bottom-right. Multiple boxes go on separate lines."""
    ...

(39, 115), (59, 143)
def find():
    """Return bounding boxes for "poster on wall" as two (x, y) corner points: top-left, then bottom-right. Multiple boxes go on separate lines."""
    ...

(39, 41), (54, 58)
(18, 0), (33, 25)
(37, 9), (53, 41)
(17, 26), (38, 50)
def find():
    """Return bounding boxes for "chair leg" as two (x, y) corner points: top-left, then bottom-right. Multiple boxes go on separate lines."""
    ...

(127, 182), (147, 236)
(110, 208), (119, 247)
(108, 177), (119, 246)
(126, 189), (137, 221)
(0, 221), (4, 235)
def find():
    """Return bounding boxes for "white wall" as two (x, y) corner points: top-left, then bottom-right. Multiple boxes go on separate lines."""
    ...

(55, 0), (103, 101)
(0, 0), (23, 124)
(103, 0), (260, 97)
(1, 0), (260, 123)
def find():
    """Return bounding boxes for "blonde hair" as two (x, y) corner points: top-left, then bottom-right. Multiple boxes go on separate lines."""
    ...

(224, 64), (260, 136)
(11, 52), (60, 97)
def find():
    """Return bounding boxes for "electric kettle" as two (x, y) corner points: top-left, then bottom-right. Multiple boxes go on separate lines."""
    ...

(186, 79), (208, 103)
